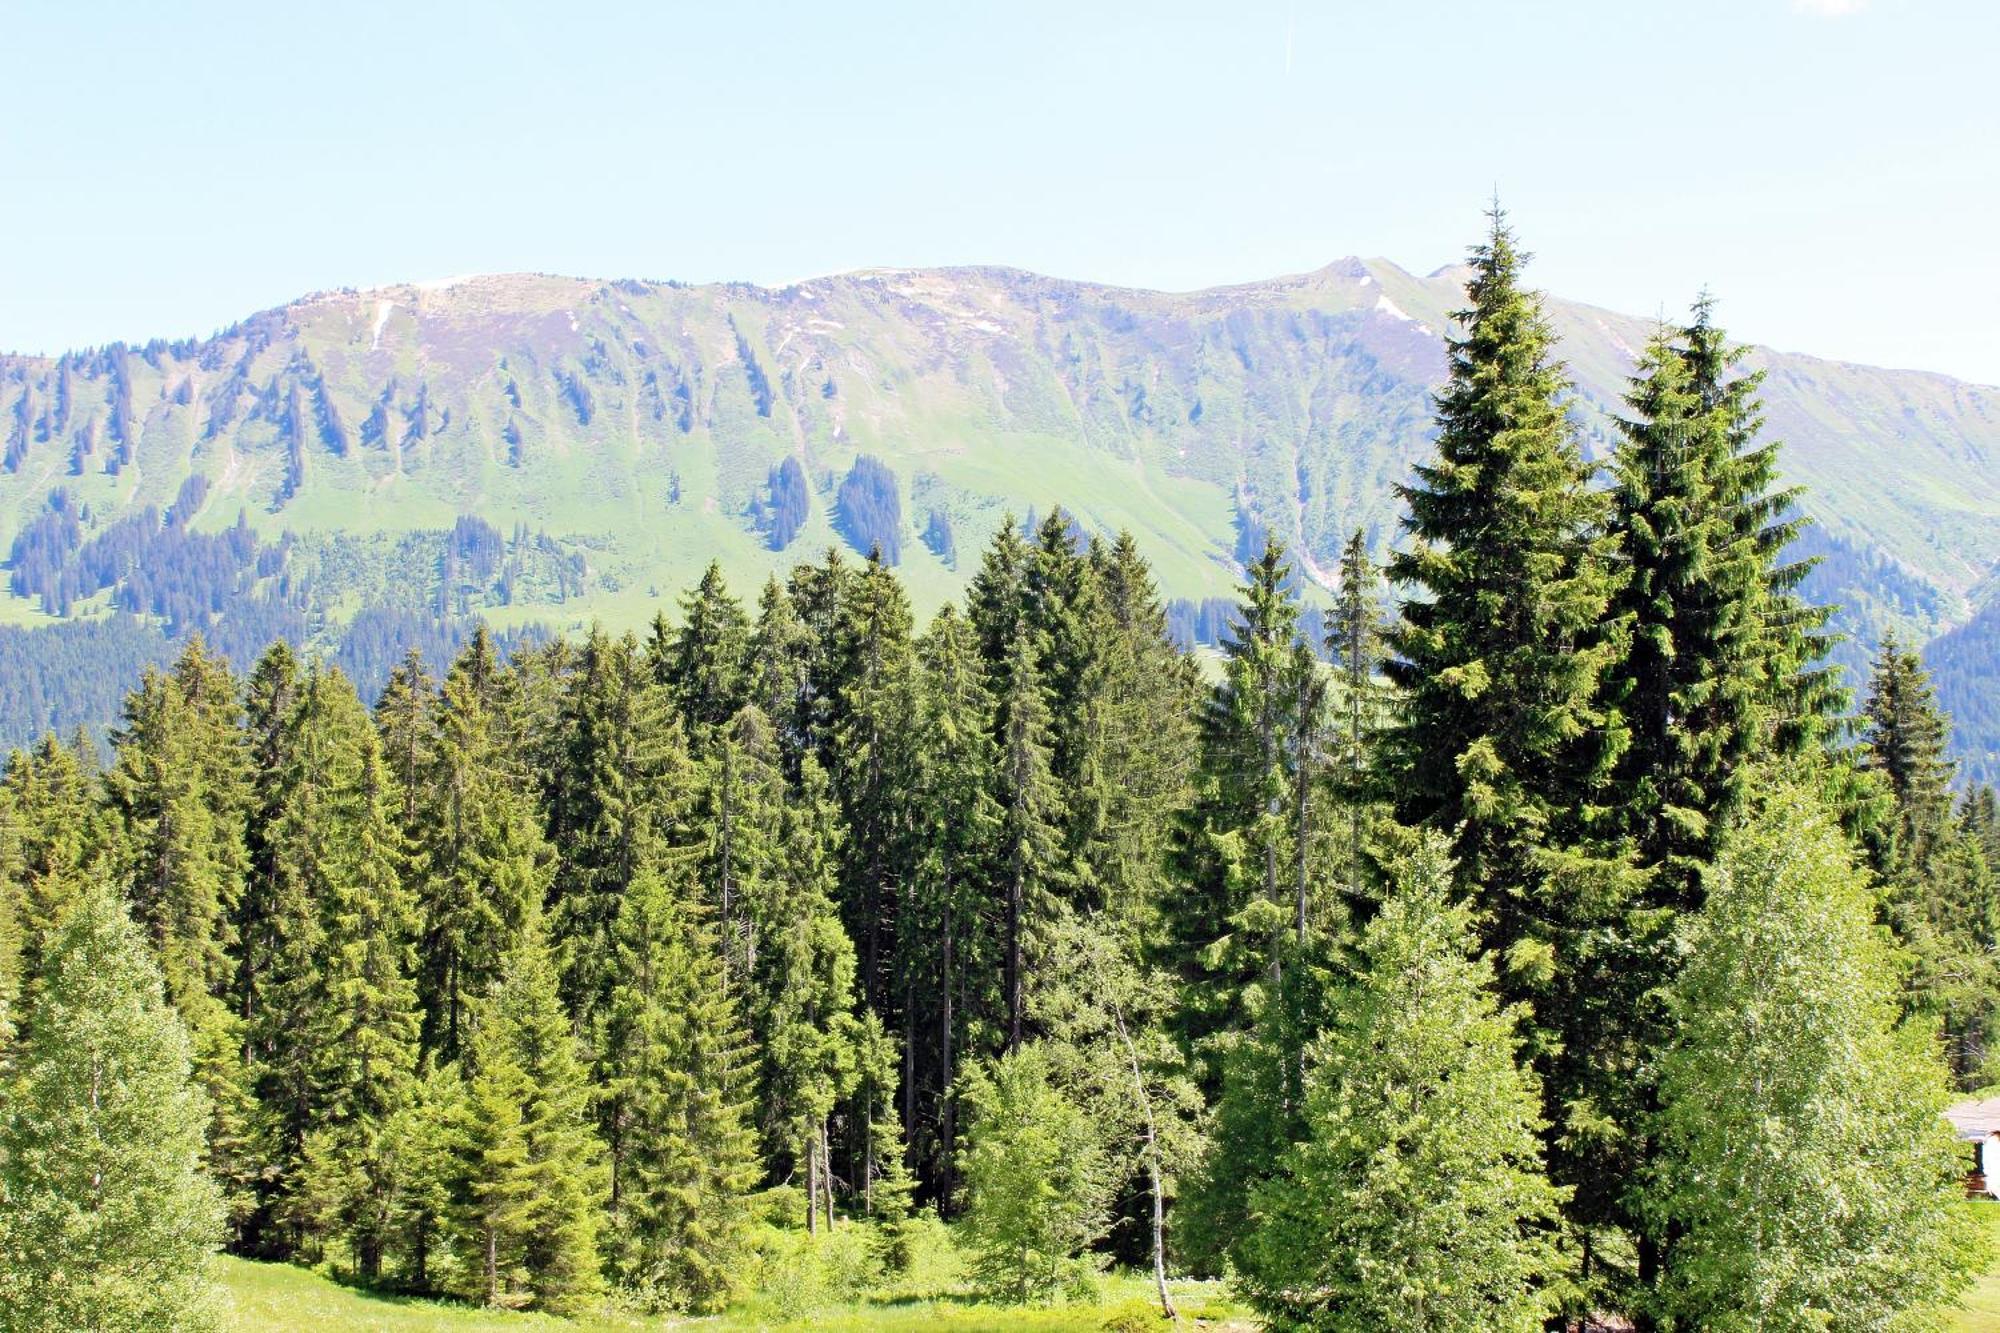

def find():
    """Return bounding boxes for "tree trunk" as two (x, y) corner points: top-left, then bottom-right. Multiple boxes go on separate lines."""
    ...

(1109, 989), (1177, 1321)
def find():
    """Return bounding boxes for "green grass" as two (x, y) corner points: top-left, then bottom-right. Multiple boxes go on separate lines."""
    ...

(215, 1257), (1248, 1332)
(1952, 1202), (2000, 1332)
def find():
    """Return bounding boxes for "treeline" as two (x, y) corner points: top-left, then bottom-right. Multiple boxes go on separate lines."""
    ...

(2, 214), (1996, 1330)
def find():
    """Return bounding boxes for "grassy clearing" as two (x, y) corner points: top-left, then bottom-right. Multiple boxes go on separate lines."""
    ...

(216, 1257), (1248, 1332)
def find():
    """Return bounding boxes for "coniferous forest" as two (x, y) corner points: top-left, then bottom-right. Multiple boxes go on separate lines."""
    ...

(6, 216), (1999, 1331)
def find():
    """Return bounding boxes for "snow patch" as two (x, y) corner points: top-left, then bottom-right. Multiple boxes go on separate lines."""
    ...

(370, 301), (394, 351)
(1358, 274), (1374, 287)
(1374, 294), (1413, 322)
(565, 310), (580, 333)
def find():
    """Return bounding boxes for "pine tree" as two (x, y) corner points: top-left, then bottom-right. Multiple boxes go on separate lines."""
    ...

(1236, 832), (1571, 1331)
(597, 861), (758, 1310)
(452, 916), (607, 1311)
(373, 647), (436, 832)
(1646, 777), (1983, 1328)
(0, 881), (225, 1331)
(0, 783), (20, 1049)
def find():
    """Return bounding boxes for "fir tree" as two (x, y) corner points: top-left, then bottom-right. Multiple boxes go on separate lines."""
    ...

(1, 733), (97, 997)
(1863, 632), (1957, 873)
(1236, 833), (1571, 1331)
(0, 881), (225, 1331)
(745, 576), (814, 777)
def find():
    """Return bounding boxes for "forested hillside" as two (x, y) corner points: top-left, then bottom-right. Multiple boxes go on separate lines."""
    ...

(3, 248), (1998, 770)
(4, 218), (1997, 1330)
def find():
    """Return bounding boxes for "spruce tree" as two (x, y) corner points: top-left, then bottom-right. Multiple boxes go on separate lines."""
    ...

(755, 752), (862, 1233)
(2, 734), (98, 987)
(994, 624), (1066, 1051)
(597, 860), (758, 1310)
(452, 916), (606, 1311)
(1382, 206), (1625, 925)
(653, 559), (750, 750)
(1328, 528), (1385, 900)
(0, 881), (225, 1331)
(1680, 298), (1843, 751)
(546, 628), (690, 1027)
(745, 575), (815, 777)
(902, 604), (1003, 1194)
(1863, 632), (1957, 873)
(1236, 833), (1571, 1331)
(1380, 211), (1630, 1276)
(416, 636), (548, 1063)
(1646, 777), (1982, 1328)
(831, 552), (918, 1014)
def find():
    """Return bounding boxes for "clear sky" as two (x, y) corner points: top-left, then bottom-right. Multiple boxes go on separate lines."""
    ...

(3, 0), (1995, 382)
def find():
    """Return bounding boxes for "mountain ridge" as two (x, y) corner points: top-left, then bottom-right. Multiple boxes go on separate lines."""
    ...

(3, 254), (1997, 769)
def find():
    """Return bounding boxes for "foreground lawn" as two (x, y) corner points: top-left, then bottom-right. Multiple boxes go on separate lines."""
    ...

(1952, 1202), (2000, 1333)
(217, 1256), (1249, 1331)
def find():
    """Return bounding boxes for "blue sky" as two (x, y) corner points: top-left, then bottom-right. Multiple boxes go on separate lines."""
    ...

(3, 0), (1996, 381)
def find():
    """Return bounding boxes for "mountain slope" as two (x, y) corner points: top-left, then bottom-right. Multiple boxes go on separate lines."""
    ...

(3, 258), (1997, 761)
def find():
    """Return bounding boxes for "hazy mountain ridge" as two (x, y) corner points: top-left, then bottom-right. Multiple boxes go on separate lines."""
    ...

(4, 257), (1998, 766)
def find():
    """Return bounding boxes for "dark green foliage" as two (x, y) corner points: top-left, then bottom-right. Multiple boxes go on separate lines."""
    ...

(762, 456), (811, 551)
(652, 560), (750, 748)
(452, 917), (607, 1311)
(835, 455), (903, 565)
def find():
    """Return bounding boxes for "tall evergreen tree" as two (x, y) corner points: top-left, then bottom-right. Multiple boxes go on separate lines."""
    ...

(452, 915), (607, 1312)
(994, 625), (1066, 1051)
(1328, 528), (1385, 900)
(901, 605), (1003, 1196)
(546, 628), (691, 1027)
(415, 636), (548, 1063)
(652, 559), (751, 751)
(1863, 632), (1957, 873)
(1, 733), (97, 994)
(745, 575), (814, 777)
(1680, 298), (1843, 752)
(0, 881), (225, 1331)
(597, 858), (758, 1310)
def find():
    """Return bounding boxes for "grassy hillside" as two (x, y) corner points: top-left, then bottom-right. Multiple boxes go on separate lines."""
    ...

(3, 258), (1997, 755)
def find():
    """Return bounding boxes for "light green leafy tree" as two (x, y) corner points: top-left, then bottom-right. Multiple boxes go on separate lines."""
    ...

(0, 881), (225, 1331)
(1646, 777), (1985, 1330)
(956, 1040), (1114, 1304)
